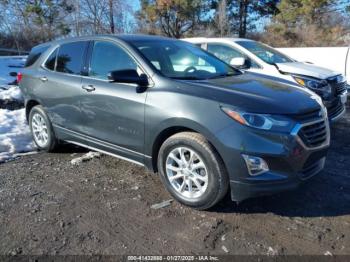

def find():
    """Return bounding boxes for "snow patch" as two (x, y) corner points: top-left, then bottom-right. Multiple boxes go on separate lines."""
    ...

(150, 199), (173, 209)
(0, 85), (23, 101)
(0, 108), (36, 163)
(221, 245), (229, 253)
(0, 56), (33, 162)
(71, 151), (102, 165)
(267, 246), (278, 256)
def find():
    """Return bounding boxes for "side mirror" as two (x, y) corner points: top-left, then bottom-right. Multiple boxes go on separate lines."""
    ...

(230, 57), (249, 69)
(9, 72), (18, 77)
(108, 69), (149, 87)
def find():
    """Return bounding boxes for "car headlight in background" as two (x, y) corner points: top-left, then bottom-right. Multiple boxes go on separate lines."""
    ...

(292, 75), (332, 97)
(221, 107), (293, 132)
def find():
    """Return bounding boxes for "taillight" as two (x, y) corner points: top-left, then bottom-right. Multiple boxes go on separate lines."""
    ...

(17, 72), (23, 83)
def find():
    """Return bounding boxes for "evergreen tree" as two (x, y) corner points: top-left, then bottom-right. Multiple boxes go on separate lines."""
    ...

(137, 0), (209, 38)
(263, 0), (348, 46)
(211, 0), (279, 37)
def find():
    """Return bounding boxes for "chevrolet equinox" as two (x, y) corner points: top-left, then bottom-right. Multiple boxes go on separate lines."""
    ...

(20, 35), (330, 210)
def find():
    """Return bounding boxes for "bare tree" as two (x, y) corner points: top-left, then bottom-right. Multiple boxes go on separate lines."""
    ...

(73, 0), (133, 35)
(80, 0), (108, 34)
(71, 0), (82, 36)
(0, 0), (73, 49)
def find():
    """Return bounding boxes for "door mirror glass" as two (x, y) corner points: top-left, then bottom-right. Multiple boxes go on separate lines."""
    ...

(108, 69), (149, 87)
(230, 57), (246, 68)
(207, 43), (253, 69)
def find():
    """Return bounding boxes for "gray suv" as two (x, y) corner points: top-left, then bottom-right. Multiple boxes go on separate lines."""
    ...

(20, 35), (330, 210)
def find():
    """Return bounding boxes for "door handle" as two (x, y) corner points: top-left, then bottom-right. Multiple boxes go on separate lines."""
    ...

(40, 76), (48, 82)
(82, 85), (96, 92)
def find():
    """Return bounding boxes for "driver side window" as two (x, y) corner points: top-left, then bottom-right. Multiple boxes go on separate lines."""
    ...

(89, 41), (137, 80)
(207, 44), (259, 69)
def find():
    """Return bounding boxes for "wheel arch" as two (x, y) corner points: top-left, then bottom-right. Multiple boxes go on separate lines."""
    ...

(25, 99), (40, 122)
(149, 122), (224, 173)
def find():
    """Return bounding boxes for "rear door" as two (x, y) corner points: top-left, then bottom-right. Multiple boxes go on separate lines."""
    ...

(80, 40), (147, 163)
(37, 41), (89, 142)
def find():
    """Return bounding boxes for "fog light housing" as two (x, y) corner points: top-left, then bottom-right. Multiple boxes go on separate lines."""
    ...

(242, 154), (269, 176)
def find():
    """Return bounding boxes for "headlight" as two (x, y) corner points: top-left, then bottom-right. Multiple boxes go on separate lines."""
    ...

(292, 75), (331, 96)
(221, 107), (293, 131)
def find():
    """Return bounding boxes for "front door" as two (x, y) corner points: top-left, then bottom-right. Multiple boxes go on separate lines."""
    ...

(80, 40), (147, 163)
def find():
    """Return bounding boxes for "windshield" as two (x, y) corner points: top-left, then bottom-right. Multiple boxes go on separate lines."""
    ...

(131, 40), (239, 80)
(236, 40), (294, 65)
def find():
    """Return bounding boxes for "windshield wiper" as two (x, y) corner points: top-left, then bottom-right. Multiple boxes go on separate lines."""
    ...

(207, 72), (237, 79)
(171, 76), (204, 80)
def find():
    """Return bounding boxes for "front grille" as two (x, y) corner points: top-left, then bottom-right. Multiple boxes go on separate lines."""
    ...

(298, 120), (328, 148)
(327, 100), (344, 119)
(327, 75), (347, 95)
(292, 109), (321, 123)
(334, 81), (347, 95)
(300, 157), (325, 180)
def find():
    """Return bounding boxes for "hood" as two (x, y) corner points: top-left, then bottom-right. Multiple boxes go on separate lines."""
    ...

(276, 62), (340, 79)
(176, 72), (322, 115)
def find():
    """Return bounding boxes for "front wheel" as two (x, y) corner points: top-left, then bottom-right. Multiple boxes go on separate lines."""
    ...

(157, 132), (229, 210)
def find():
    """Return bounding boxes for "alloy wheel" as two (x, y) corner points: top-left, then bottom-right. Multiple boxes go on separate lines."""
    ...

(31, 113), (49, 147)
(165, 147), (208, 199)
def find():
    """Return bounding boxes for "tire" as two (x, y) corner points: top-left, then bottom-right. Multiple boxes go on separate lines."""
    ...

(29, 105), (58, 152)
(157, 132), (229, 210)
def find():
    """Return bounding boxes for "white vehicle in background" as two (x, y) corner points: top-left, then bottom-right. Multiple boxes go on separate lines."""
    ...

(277, 46), (350, 85)
(183, 38), (348, 121)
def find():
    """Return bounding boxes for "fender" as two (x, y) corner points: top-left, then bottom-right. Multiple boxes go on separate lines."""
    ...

(146, 117), (222, 156)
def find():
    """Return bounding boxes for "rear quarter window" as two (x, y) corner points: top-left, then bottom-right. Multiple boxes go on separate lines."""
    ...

(25, 45), (50, 67)
(44, 48), (58, 71)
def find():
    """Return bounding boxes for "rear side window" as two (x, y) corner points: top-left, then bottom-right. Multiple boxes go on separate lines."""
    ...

(44, 48), (58, 71)
(25, 45), (50, 67)
(56, 41), (88, 75)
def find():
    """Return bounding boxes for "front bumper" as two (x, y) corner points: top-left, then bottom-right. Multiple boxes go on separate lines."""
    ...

(230, 157), (326, 201)
(325, 92), (347, 122)
(214, 116), (330, 202)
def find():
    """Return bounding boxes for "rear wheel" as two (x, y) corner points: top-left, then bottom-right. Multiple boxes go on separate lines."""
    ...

(157, 132), (229, 210)
(29, 105), (58, 152)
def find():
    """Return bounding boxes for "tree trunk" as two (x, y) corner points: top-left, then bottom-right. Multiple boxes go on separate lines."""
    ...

(109, 0), (115, 34)
(217, 0), (227, 36)
(75, 0), (81, 36)
(238, 0), (248, 38)
(243, 0), (248, 37)
(238, 0), (244, 37)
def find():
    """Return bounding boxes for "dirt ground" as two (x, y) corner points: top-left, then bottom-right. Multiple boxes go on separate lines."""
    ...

(0, 110), (349, 256)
